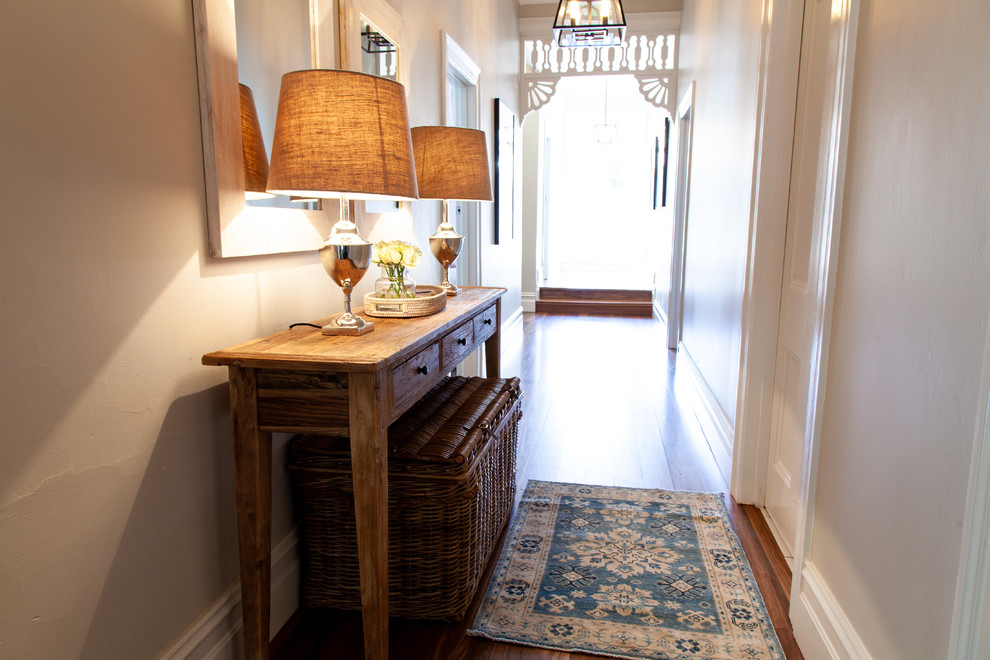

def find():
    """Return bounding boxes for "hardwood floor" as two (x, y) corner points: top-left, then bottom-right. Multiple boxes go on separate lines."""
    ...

(271, 312), (803, 659)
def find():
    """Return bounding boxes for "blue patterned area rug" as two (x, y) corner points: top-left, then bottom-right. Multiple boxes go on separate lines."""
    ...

(469, 481), (784, 659)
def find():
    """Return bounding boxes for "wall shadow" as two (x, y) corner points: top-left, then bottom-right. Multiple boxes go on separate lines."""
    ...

(78, 384), (239, 658)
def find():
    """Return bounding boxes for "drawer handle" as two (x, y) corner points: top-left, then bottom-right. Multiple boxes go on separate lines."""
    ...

(457, 337), (467, 345)
(483, 318), (492, 325)
(416, 365), (429, 375)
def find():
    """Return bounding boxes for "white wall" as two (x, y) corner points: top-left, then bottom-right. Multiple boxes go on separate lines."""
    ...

(806, 0), (990, 656)
(678, 0), (990, 655)
(520, 114), (543, 309)
(677, 0), (765, 425)
(399, 0), (523, 312)
(0, 0), (520, 657)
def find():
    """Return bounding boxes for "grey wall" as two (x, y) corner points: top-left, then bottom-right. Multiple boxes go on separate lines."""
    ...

(0, 0), (520, 656)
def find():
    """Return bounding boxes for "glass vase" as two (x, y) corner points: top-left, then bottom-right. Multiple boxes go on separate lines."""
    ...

(374, 265), (416, 299)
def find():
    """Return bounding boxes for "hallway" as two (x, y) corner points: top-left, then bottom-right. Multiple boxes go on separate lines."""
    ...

(506, 312), (724, 494)
(273, 312), (801, 658)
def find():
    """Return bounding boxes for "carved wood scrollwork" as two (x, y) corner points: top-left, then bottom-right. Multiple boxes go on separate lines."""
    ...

(519, 28), (679, 120)
(525, 78), (560, 114)
(636, 74), (675, 115)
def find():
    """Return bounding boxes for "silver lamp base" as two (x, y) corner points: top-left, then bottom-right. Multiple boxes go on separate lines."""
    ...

(322, 311), (373, 336)
(319, 210), (374, 335)
(438, 265), (458, 296)
(429, 210), (463, 297)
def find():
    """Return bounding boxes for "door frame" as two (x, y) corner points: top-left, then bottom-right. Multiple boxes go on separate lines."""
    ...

(442, 31), (487, 377)
(666, 81), (695, 350)
(732, 0), (861, 607)
(950, 317), (990, 658)
(442, 30), (483, 288)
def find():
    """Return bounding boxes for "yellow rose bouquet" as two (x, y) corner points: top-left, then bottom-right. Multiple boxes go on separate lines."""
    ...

(371, 240), (422, 298)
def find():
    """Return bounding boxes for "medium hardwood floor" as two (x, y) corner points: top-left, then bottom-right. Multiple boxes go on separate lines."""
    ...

(272, 312), (803, 659)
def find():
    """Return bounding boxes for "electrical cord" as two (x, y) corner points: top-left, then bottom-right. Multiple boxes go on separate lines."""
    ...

(289, 322), (323, 329)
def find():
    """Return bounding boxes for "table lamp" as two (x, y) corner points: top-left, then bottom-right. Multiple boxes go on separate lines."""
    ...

(410, 126), (493, 296)
(267, 70), (419, 335)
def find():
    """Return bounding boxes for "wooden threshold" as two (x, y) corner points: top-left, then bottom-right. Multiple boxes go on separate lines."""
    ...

(535, 287), (654, 317)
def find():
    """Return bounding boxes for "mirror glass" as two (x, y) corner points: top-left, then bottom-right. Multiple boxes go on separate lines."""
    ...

(361, 22), (397, 80)
(361, 22), (400, 214)
(337, 0), (408, 218)
(191, 0), (406, 256)
(236, 0), (317, 210)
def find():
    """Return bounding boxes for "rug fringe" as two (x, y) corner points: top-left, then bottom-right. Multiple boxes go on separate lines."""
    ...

(466, 629), (657, 660)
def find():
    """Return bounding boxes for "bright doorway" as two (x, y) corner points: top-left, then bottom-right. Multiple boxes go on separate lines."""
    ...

(538, 75), (672, 292)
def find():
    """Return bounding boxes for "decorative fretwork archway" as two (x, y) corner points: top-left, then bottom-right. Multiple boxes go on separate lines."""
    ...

(518, 12), (680, 121)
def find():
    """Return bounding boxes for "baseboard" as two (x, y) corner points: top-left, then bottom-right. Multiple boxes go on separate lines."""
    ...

(158, 582), (242, 660)
(503, 304), (524, 335)
(160, 528), (300, 660)
(792, 562), (873, 660)
(652, 300), (666, 325)
(678, 344), (734, 484)
(521, 291), (537, 314)
(758, 506), (794, 571)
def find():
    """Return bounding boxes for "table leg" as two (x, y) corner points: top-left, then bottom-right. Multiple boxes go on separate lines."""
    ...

(229, 366), (272, 660)
(485, 297), (502, 378)
(347, 371), (390, 660)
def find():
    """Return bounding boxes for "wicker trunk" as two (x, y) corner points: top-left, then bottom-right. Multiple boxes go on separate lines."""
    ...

(289, 376), (522, 621)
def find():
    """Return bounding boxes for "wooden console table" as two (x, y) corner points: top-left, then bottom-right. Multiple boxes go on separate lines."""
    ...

(203, 287), (505, 660)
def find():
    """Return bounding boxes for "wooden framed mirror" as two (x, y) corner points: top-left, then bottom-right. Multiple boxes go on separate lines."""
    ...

(191, 0), (336, 258)
(192, 0), (408, 257)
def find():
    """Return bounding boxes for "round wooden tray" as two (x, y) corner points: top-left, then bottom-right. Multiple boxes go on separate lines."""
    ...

(363, 285), (447, 318)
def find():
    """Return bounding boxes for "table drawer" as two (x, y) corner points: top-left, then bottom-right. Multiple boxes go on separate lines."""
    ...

(392, 342), (440, 413)
(441, 320), (475, 371)
(473, 305), (497, 343)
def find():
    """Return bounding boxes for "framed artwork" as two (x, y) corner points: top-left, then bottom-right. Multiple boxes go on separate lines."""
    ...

(653, 117), (671, 210)
(493, 98), (515, 244)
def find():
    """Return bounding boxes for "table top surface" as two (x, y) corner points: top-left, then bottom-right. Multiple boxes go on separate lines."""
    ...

(202, 286), (505, 372)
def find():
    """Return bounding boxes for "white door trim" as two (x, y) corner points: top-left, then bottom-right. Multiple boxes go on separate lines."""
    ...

(666, 81), (695, 350)
(442, 31), (486, 377)
(731, 0), (862, 614)
(442, 31), (483, 289)
(949, 314), (990, 659)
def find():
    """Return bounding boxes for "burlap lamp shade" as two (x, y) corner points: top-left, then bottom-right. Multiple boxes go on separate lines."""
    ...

(410, 126), (492, 201)
(410, 126), (493, 296)
(267, 70), (418, 201)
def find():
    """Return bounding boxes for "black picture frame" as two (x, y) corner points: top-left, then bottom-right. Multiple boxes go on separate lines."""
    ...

(653, 117), (671, 210)
(493, 98), (515, 244)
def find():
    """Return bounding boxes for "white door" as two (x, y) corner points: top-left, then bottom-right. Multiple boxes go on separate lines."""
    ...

(764, 0), (831, 561)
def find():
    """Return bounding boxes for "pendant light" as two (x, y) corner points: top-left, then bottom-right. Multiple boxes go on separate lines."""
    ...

(594, 79), (617, 145)
(553, 0), (626, 48)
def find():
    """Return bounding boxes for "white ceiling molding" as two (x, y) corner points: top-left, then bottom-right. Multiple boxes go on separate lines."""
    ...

(518, 12), (680, 120)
